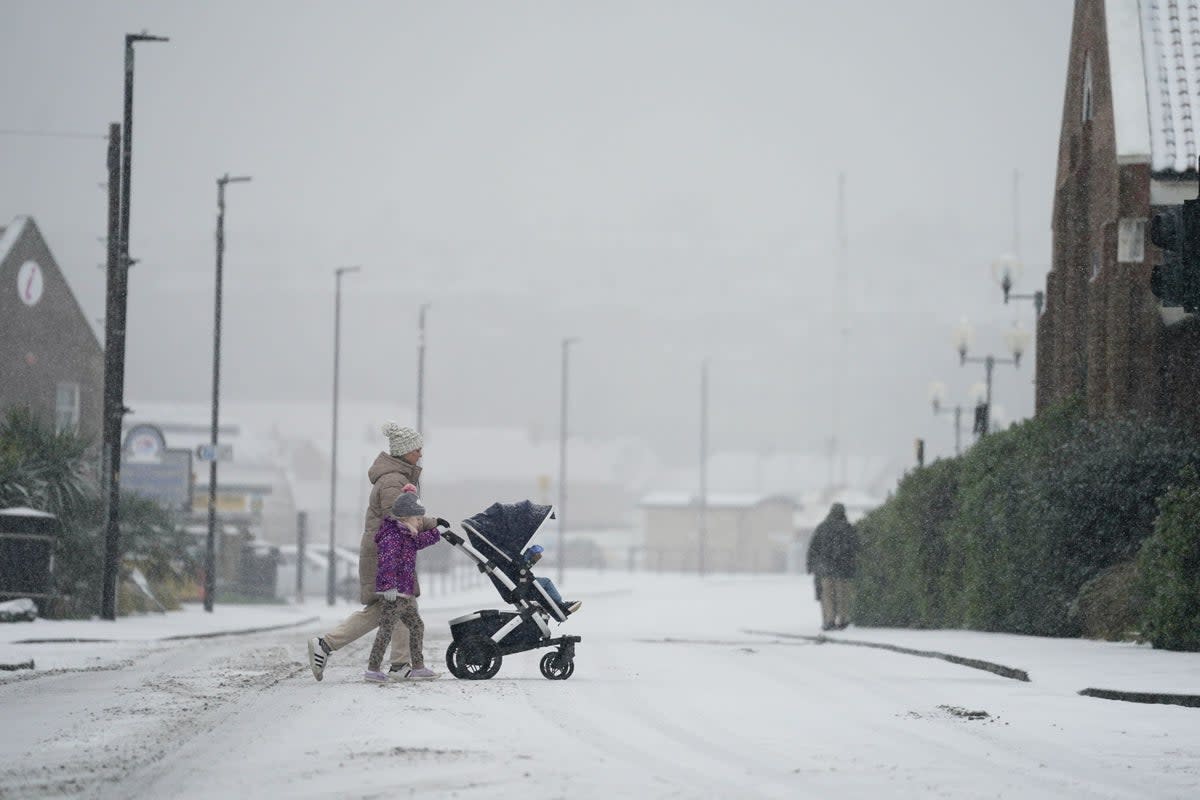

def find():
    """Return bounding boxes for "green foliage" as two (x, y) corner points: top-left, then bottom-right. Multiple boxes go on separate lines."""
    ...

(856, 397), (1200, 639)
(0, 407), (195, 617)
(856, 457), (959, 628)
(0, 407), (95, 515)
(1137, 466), (1200, 651)
(949, 400), (1085, 635)
(1069, 561), (1141, 641)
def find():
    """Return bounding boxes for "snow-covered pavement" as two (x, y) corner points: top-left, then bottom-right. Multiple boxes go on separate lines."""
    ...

(2, 572), (1198, 798)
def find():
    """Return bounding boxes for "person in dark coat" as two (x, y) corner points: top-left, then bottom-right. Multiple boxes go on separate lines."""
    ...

(806, 503), (859, 631)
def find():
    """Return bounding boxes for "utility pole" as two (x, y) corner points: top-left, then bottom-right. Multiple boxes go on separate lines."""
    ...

(416, 303), (429, 433)
(204, 174), (251, 612)
(328, 266), (361, 605)
(296, 510), (307, 602)
(557, 337), (579, 587)
(699, 358), (709, 576)
(99, 121), (123, 621)
(101, 31), (168, 621)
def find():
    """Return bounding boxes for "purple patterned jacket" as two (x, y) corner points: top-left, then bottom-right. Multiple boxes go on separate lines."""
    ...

(374, 518), (441, 597)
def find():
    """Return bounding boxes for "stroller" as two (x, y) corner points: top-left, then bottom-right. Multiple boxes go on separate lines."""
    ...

(439, 500), (581, 680)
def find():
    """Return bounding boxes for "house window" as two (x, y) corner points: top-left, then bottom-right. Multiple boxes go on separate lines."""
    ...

(1083, 53), (1094, 122)
(1118, 218), (1147, 262)
(55, 382), (80, 433)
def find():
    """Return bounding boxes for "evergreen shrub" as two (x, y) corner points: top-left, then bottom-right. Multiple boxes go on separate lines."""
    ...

(855, 398), (1200, 639)
(1137, 466), (1200, 651)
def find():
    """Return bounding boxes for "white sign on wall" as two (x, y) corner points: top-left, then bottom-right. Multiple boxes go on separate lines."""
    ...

(16, 260), (44, 306)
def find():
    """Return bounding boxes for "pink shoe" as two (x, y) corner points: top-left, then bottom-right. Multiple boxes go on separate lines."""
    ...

(405, 666), (439, 680)
(363, 670), (389, 683)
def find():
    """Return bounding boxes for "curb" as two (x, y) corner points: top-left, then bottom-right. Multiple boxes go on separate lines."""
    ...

(1078, 688), (1200, 709)
(159, 615), (320, 641)
(743, 629), (1031, 682)
(13, 616), (320, 645)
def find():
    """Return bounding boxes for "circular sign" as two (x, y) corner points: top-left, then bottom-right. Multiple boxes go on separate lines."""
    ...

(17, 260), (44, 306)
(124, 424), (166, 461)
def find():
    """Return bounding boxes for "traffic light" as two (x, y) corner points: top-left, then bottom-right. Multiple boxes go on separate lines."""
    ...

(1149, 190), (1200, 313)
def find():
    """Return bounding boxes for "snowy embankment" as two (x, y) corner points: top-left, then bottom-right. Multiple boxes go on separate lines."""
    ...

(1, 572), (1198, 799)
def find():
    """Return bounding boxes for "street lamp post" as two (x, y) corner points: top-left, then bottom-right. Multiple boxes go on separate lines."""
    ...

(993, 255), (1045, 317)
(416, 303), (430, 434)
(954, 319), (1030, 436)
(928, 381), (964, 456)
(100, 31), (168, 621)
(203, 174), (251, 613)
(698, 358), (709, 576)
(328, 266), (361, 606)
(557, 337), (579, 587)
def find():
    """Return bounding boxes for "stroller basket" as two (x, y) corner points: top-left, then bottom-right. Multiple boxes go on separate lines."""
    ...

(439, 501), (581, 680)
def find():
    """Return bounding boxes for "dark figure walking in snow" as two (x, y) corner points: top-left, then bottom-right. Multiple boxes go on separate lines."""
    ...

(806, 502), (859, 631)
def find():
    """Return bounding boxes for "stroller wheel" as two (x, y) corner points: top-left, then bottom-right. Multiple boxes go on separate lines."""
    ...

(447, 637), (502, 680)
(539, 651), (575, 680)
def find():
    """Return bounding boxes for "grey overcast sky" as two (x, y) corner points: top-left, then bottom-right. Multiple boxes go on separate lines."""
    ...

(2, 1), (1073, 480)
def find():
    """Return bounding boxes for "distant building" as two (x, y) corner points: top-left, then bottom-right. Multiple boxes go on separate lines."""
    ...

(119, 408), (298, 547)
(638, 492), (796, 573)
(1038, 0), (1200, 426)
(0, 217), (103, 438)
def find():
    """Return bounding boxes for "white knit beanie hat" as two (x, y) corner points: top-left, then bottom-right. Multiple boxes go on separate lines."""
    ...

(381, 421), (423, 457)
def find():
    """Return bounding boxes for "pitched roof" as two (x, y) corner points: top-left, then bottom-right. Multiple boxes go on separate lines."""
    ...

(1140, 0), (1200, 172)
(1110, 0), (1200, 172)
(0, 217), (30, 267)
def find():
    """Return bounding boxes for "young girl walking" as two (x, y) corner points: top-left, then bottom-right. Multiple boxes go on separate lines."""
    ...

(365, 488), (441, 682)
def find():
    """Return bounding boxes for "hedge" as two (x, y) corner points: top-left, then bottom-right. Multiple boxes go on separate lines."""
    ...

(856, 398), (1200, 641)
(1137, 466), (1200, 651)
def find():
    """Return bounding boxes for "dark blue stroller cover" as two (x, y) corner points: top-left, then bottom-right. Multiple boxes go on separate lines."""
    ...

(458, 501), (563, 619)
(462, 501), (552, 565)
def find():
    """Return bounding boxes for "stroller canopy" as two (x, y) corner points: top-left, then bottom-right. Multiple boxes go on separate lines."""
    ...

(462, 501), (553, 563)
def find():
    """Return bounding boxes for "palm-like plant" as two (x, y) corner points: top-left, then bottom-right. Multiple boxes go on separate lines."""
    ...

(0, 407), (97, 515)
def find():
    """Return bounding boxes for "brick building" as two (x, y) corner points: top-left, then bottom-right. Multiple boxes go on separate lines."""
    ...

(1038, 0), (1200, 427)
(0, 217), (103, 438)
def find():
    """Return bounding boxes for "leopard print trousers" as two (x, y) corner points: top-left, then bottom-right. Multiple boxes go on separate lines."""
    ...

(367, 597), (425, 671)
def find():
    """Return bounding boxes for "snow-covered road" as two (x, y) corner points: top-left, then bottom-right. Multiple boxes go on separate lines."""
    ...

(3, 574), (1198, 798)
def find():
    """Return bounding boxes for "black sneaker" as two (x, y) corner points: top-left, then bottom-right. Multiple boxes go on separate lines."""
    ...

(389, 662), (410, 675)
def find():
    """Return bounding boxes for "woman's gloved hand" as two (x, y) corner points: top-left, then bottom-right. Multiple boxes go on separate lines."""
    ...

(378, 589), (399, 602)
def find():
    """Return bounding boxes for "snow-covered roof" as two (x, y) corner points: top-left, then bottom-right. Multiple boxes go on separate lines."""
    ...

(639, 492), (795, 510)
(1113, 0), (1200, 172)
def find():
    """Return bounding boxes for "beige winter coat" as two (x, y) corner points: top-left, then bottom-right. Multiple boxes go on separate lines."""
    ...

(358, 452), (437, 604)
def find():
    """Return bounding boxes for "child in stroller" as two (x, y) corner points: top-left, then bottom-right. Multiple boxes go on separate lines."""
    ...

(439, 500), (582, 680)
(520, 545), (582, 616)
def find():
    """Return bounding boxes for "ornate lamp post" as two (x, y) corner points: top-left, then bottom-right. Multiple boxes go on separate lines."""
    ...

(954, 319), (1030, 436)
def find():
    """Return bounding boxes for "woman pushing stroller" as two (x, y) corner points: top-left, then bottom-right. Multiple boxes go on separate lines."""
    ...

(363, 487), (442, 682)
